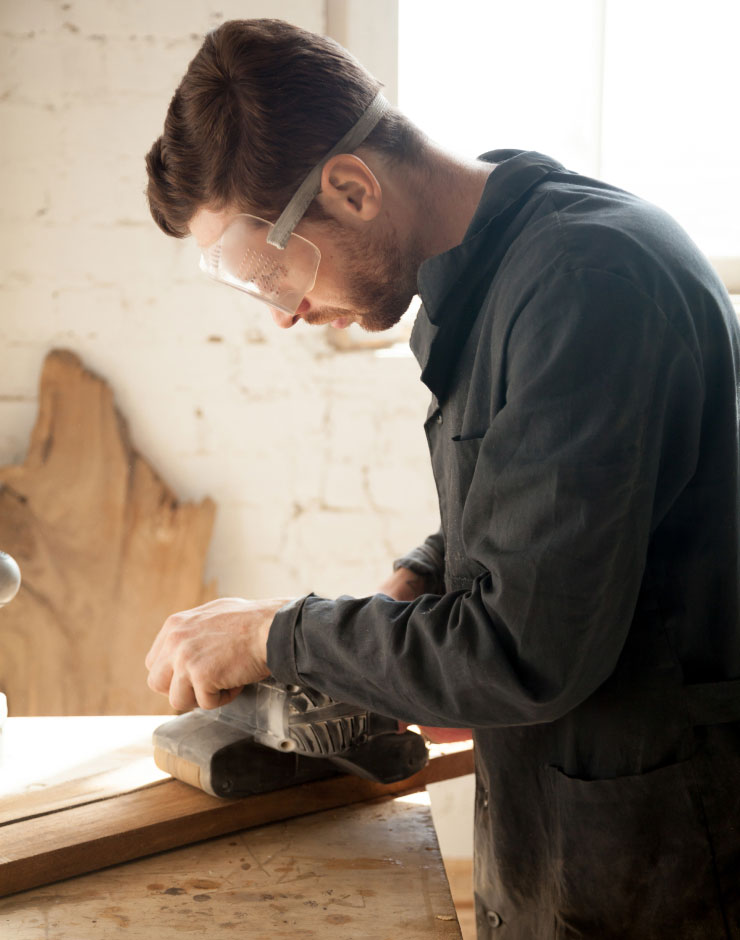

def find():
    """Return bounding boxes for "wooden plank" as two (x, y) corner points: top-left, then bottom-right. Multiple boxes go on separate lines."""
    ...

(0, 717), (167, 823)
(0, 745), (474, 898)
(0, 797), (462, 940)
(0, 350), (216, 716)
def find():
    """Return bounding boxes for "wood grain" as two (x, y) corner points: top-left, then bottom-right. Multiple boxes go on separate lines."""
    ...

(0, 350), (216, 715)
(0, 745), (475, 898)
(0, 798), (462, 940)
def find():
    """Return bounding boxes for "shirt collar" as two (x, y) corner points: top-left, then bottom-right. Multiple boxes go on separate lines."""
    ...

(410, 150), (564, 398)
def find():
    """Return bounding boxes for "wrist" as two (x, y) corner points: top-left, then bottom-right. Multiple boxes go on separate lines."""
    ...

(378, 566), (427, 602)
(259, 598), (295, 669)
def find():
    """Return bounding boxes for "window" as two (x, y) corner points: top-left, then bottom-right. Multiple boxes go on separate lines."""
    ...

(399, 0), (740, 290)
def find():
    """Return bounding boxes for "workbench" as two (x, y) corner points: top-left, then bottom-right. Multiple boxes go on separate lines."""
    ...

(0, 717), (467, 938)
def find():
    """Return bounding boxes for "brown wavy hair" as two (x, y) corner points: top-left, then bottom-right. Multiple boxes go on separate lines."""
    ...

(145, 19), (424, 237)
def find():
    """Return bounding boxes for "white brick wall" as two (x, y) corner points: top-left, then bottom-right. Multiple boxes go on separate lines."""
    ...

(0, 0), (472, 861)
(0, 0), (439, 601)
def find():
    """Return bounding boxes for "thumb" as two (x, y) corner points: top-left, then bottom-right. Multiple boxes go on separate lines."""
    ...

(197, 685), (245, 710)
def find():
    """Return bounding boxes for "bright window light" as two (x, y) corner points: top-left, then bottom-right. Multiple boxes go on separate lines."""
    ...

(600, 0), (740, 259)
(399, 0), (740, 267)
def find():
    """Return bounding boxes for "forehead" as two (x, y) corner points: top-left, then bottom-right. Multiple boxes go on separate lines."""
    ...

(188, 206), (239, 248)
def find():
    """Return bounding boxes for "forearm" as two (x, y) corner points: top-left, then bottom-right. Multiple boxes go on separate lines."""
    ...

(392, 528), (446, 595)
(267, 584), (615, 729)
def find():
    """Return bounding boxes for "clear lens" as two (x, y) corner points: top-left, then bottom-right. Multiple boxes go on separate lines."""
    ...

(199, 215), (321, 316)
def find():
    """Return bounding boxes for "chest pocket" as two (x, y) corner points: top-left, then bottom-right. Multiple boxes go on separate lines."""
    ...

(438, 434), (489, 592)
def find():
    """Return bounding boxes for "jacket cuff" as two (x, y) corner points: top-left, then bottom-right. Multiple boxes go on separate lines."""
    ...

(266, 594), (314, 686)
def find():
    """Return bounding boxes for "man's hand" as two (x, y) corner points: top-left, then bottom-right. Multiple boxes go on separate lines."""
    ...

(145, 596), (292, 712)
(377, 567), (472, 744)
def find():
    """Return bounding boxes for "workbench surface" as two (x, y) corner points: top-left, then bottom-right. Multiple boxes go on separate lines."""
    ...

(0, 717), (462, 939)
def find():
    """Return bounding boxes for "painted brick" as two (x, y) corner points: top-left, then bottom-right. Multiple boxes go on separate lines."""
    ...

(0, 0), (439, 604)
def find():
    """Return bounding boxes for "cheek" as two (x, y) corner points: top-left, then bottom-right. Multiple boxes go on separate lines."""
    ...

(306, 226), (371, 303)
(309, 254), (344, 301)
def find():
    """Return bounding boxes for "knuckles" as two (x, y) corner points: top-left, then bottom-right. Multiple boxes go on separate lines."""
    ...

(147, 599), (261, 707)
(163, 610), (186, 629)
(172, 635), (201, 669)
(168, 626), (194, 645)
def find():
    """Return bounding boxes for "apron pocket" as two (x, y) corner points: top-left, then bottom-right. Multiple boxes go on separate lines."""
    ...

(547, 758), (724, 939)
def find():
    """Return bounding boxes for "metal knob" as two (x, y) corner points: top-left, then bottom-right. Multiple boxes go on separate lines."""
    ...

(0, 551), (21, 607)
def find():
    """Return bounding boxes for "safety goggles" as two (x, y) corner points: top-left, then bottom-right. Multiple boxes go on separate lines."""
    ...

(199, 91), (389, 316)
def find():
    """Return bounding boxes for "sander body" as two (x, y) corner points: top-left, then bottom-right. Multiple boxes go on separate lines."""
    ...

(153, 678), (428, 797)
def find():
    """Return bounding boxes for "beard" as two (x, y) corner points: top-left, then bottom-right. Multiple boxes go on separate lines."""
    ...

(303, 219), (422, 333)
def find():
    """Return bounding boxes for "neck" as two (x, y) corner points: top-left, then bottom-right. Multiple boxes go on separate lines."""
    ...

(394, 143), (496, 262)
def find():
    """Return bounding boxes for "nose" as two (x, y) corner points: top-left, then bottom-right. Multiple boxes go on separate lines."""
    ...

(270, 307), (298, 329)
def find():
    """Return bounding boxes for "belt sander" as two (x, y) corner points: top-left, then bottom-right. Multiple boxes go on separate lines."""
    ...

(153, 678), (428, 797)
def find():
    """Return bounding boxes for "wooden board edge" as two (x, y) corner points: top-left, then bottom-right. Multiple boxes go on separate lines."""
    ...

(0, 747), (474, 898)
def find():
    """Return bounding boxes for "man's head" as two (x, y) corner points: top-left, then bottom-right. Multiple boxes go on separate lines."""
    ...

(145, 19), (427, 331)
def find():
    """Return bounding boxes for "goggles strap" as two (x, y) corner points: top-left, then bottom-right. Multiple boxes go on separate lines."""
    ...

(267, 91), (389, 250)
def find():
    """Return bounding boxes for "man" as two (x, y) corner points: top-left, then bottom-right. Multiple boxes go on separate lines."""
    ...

(144, 18), (740, 939)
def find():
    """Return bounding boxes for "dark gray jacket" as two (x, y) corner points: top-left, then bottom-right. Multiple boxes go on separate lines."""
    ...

(269, 151), (740, 938)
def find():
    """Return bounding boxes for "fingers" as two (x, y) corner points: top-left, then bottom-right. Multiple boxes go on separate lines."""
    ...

(145, 622), (191, 694)
(198, 686), (245, 710)
(147, 659), (173, 696)
(145, 609), (192, 671)
(212, 686), (245, 708)
(145, 606), (210, 691)
(147, 628), (264, 711)
(169, 680), (244, 713)
(152, 638), (245, 711)
(162, 635), (221, 710)
(145, 597), (287, 711)
(168, 667), (198, 712)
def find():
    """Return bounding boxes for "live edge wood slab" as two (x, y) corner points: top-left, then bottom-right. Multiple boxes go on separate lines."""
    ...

(0, 717), (474, 899)
(0, 350), (216, 716)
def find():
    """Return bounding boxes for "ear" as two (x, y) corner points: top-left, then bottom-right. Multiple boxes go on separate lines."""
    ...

(316, 154), (382, 223)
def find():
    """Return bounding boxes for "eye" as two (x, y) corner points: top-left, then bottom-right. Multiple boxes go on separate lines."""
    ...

(237, 248), (289, 297)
